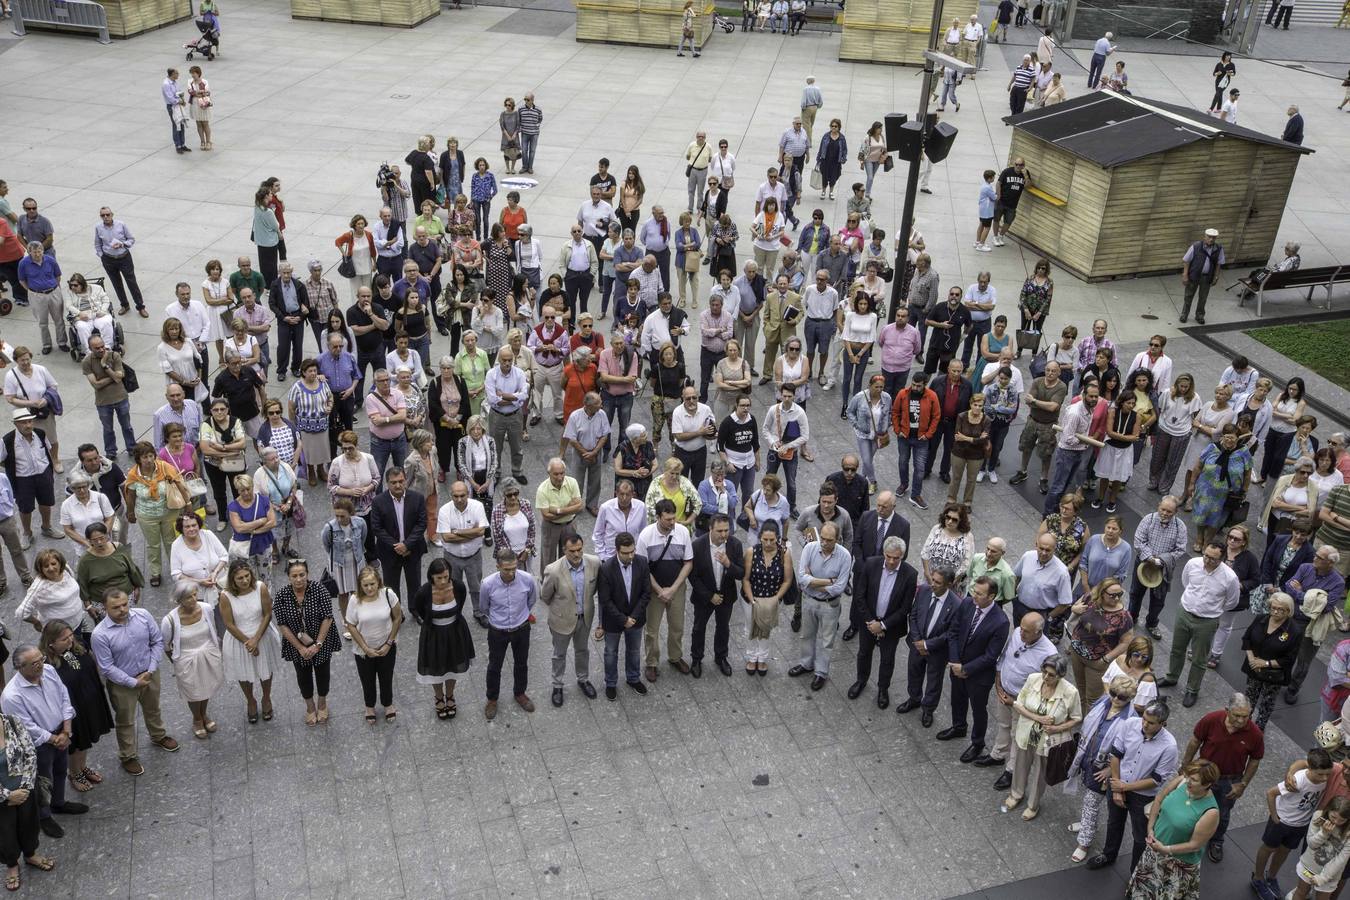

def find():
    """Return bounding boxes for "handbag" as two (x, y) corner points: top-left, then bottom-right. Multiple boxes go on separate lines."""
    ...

(882, 155), (894, 173)
(1015, 329), (1042, 356)
(337, 253), (356, 279)
(809, 167), (823, 191)
(291, 491), (307, 529)
(165, 478), (190, 510)
(122, 363), (140, 394)
(1223, 492), (1251, 528)
(1045, 733), (1081, 786)
(217, 453), (246, 474)
(683, 250), (703, 273)
(875, 432), (890, 449)
(1029, 350), (1049, 379)
(504, 140), (521, 162)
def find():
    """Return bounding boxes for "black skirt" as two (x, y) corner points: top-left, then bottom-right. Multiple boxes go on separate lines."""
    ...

(54, 652), (114, 752)
(417, 615), (476, 681)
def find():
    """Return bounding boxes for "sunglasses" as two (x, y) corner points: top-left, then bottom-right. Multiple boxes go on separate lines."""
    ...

(843, 466), (858, 473)
(1105, 590), (1125, 599)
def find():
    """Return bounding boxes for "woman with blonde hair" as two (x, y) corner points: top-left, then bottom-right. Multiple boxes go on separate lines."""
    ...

(404, 429), (439, 543)
(345, 565), (403, 723)
(226, 473), (276, 577)
(646, 457), (701, 529)
(17, 548), (88, 640)
(1101, 634), (1158, 713)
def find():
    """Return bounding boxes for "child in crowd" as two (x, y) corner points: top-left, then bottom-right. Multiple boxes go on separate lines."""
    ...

(1253, 748), (1336, 900)
(1291, 796), (1350, 899)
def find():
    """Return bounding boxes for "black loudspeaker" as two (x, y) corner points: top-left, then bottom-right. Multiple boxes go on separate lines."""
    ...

(893, 121), (925, 162)
(883, 113), (909, 152)
(924, 122), (959, 163)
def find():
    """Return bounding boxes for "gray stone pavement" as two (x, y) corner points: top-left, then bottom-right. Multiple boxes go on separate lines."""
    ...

(0, 3), (1346, 897)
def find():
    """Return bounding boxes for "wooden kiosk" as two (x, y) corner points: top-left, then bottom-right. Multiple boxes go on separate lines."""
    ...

(290, 0), (439, 27)
(1000, 92), (1311, 281)
(840, 0), (976, 66)
(575, 0), (714, 49)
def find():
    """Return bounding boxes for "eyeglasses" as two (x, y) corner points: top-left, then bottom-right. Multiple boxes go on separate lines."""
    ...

(1105, 590), (1125, 599)
(1149, 342), (1162, 348)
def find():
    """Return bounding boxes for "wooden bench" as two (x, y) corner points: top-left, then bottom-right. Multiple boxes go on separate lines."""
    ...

(1233, 264), (1350, 317)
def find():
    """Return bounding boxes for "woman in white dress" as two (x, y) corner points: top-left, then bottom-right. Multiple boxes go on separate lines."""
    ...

(1181, 384), (1234, 509)
(160, 581), (225, 739)
(2, 346), (62, 472)
(157, 317), (207, 403)
(225, 317), (263, 377)
(170, 512), (228, 605)
(201, 259), (234, 364)
(58, 471), (114, 556)
(216, 560), (281, 724)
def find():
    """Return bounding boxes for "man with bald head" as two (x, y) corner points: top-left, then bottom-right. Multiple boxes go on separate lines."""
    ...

(1012, 532), (1074, 627)
(983, 611), (1057, 784)
(152, 382), (203, 448)
(790, 522), (853, 691)
(966, 536), (1017, 606)
(847, 490), (910, 640)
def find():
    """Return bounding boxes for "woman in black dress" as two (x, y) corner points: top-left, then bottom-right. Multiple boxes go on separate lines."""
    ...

(405, 135), (438, 212)
(273, 558), (342, 726)
(427, 359), (471, 483)
(484, 224), (515, 317)
(815, 118), (848, 200)
(40, 620), (112, 794)
(413, 559), (475, 720)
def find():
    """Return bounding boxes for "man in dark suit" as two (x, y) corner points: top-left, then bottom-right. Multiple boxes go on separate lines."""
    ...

(370, 466), (427, 603)
(845, 490), (910, 641)
(897, 567), (960, 727)
(939, 576), (1011, 763)
(688, 514), (745, 678)
(847, 535), (916, 709)
(596, 531), (651, 700)
(267, 262), (313, 381)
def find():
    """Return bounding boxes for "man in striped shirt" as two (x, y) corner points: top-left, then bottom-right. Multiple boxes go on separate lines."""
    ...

(1009, 55), (1035, 115)
(778, 117), (810, 186)
(516, 94), (543, 175)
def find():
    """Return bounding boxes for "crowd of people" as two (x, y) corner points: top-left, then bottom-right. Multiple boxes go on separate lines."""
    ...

(0, 44), (1344, 898)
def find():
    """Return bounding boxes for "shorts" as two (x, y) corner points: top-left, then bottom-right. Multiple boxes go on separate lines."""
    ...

(993, 204), (1018, 226)
(1018, 420), (1056, 462)
(12, 471), (54, 514)
(1261, 816), (1309, 851)
(804, 318), (834, 357)
(979, 217), (993, 228)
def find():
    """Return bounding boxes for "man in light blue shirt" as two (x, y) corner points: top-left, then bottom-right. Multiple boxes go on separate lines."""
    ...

(960, 271), (996, 368)
(485, 348), (528, 484)
(318, 333), (359, 456)
(1088, 32), (1116, 89)
(373, 207), (405, 281)
(161, 68), (188, 152)
(638, 207), (672, 294)
(1012, 533), (1074, 625)
(800, 76), (824, 145)
(91, 590), (177, 775)
(789, 523), (853, 687)
(3, 645), (86, 832)
(0, 473), (30, 595)
(479, 547), (539, 719)
(93, 207), (146, 314)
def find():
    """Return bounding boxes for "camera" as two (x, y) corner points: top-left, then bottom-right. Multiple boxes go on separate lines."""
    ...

(375, 162), (396, 190)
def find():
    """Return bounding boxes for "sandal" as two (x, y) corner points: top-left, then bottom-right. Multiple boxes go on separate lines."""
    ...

(1001, 795), (1022, 813)
(261, 703), (274, 721)
(1022, 807), (1039, 821)
(435, 699), (450, 720)
(364, 712), (377, 724)
(4, 871), (15, 892)
(384, 710), (397, 721)
(80, 767), (102, 785)
(246, 700), (258, 724)
(193, 724), (209, 739)
(204, 719), (216, 733)
(23, 856), (54, 872)
(1071, 847), (1088, 863)
(304, 710), (317, 727)
(445, 700), (458, 719)
(67, 772), (93, 793)
(317, 707), (329, 724)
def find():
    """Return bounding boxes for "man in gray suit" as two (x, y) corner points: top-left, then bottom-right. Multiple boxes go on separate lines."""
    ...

(539, 534), (600, 707)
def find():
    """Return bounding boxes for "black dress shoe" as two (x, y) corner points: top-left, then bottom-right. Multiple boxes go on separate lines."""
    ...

(1207, 841), (1224, 863)
(841, 626), (857, 642)
(551, 688), (564, 707)
(973, 754), (1006, 768)
(788, 664), (810, 677)
(1182, 690), (1198, 708)
(960, 744), (984, 764)
(627, 680), (648, 694)
(51, 801), (88, 814)
(847, 681), (865, 700)
(39, 818), (63, 839)
(810, 675), (827, 691)
(993, 771), (1013, 791)
(791, 608), (802, 633)
(578, 681), (597, 699)
(690, 661), (703, 678)
(1085, 854), (1115, 871)
(1285, 688), (1300, 705)
(876, 688), (889, 709)
(920, 708), (934, 728)
(936, 726), (967, 741)
(1157, 676), (1178, 688)
(895, 699), (920, 714)
(605, 686), (617, 700)
(716, 659), (732, 677)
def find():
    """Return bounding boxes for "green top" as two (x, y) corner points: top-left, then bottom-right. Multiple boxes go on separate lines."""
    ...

(1154, 785), (1218, 865)
(76, 545), (145, 605)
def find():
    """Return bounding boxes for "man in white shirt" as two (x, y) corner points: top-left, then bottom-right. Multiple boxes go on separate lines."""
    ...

(984, 611), (1057, 788)
(1219, 88), (1240, 126)
(960, 271), (996, 369)
(557, 224), (598, 317)
(639, 292), (686, 359)
(1160, 541), (1240, 707)
(576, 186), (614, 258)
(1011, 532), (1074, 626)
(763, 385), (810, 515)
(593, 479), (647, 561)
(802, 269), (839, 386)
(165, 281), (211, 375)
(437, 481), (490, 626)
(754, 168), (789, 217)
(560, 391), (610, 515)
(961, 15), (984, 71)
(669, 385), (717, 486)
(373, 207), (405, 280)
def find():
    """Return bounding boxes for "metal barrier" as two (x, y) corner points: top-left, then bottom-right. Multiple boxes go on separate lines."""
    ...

(12, 0), (112, 44)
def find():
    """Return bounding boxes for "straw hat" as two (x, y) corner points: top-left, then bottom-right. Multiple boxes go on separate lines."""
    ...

(1136, 558), (1164, 589)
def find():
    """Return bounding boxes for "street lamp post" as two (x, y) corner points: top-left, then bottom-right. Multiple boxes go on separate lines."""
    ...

(887, 16), (975, 321)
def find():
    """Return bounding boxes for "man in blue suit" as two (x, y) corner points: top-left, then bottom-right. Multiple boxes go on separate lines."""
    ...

(896, 567), (961, 728)
(938, 576), (1011, 763)
(846, 536), (917, 709)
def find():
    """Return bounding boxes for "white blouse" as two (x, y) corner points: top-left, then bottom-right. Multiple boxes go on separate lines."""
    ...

(841, 311), (879, 345)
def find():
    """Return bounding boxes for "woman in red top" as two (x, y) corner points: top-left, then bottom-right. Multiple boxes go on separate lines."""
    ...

(569, 313), (605, 356)
(334, 215), (377, 301)
(263, 177), (287, 261)
(498, 191), (527, 242)
(561, 347), (600, 423)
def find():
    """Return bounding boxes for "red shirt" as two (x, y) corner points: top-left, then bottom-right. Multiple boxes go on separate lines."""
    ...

(1192, 709), (1264, 777)
(941, 378), (963, 419)
(0, 220), (22, 265)
(268, 195), (286, 232)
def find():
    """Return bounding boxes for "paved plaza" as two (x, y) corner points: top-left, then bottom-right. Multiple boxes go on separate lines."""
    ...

(1, 2), (1349, 897)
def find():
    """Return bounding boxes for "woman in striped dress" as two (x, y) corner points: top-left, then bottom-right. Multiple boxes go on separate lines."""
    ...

(288, 360), (333, 487)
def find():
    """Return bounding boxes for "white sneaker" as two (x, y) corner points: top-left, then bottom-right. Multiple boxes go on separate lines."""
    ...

(988, 470), (999, 484)
(993, 235), (1006, 247)
(972, 241), (982, 249)
(819, 190), (827, 199)
(976, 470), (986, 483)
(975, 244), (992, 252)
(823, 379), (835, 391)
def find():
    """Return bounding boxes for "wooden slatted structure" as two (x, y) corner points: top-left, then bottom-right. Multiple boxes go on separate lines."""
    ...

(575, 0), (714, 49)
(1003, 92), (1311, 282)
(290, 0), (439, 27)
(839, 0), (976, 66)
(97, 0), (193, 37)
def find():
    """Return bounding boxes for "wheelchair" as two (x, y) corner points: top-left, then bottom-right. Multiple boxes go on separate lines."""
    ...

(66, 277), (126, 362)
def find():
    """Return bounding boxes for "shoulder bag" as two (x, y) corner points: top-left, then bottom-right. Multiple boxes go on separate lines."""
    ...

(337, 252), (356, 279)
(1045, 732), (1081, 786)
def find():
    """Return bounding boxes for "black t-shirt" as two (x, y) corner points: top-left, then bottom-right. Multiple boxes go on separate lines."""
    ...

(405, 150), (434, 193)
(1213, 61), (1235, 89)
(997, 167), (1027, 209)
(997, 0), (1014, 22)
(213, 369), (263, 421)
(589, 172), (616, 197)
(346, 301), (390, 354)
(927, 304), (970, 354)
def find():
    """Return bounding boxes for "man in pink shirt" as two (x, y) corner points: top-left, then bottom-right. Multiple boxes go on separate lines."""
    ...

(1330, 433), (1350, 483)
(364, 369), (408, 475)
(876, 306), (923, 400)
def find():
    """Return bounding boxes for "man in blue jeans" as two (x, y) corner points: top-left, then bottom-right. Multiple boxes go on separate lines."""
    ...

(160, 68), (189, 154)
(1042, 381), (1102, 515)
(894, 372), (939, 511)
(597, 531), (650, 699)
(82, 335), (136, 457)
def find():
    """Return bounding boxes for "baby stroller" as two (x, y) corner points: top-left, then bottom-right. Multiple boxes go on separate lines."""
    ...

(184, 13), (220, 61)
